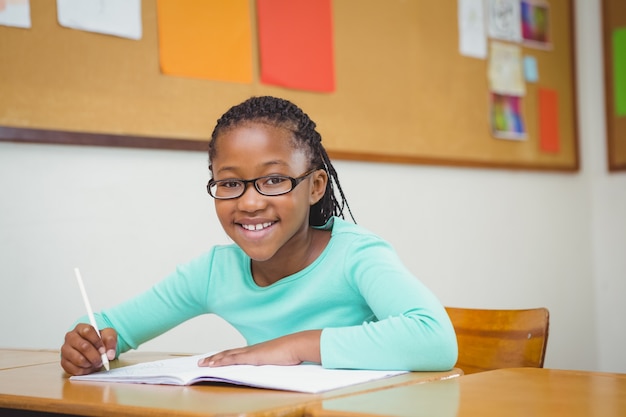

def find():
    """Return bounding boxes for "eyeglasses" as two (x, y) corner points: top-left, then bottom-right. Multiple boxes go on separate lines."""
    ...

(207, 169), (318, 200)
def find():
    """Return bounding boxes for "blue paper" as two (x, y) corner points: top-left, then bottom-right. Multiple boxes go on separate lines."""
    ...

(523, 56), (539, 83)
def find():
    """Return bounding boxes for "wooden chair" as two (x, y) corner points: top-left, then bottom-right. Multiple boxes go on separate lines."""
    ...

(445, 306), (550, 375)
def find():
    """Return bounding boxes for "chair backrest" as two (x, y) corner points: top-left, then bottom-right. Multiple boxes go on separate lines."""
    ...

(445, 306), (550, 375)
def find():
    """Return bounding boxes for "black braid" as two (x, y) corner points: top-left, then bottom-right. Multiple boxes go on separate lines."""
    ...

(208, 96), (355, 226)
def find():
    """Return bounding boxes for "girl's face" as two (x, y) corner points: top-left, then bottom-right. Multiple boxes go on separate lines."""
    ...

(210, 122), (327, 264)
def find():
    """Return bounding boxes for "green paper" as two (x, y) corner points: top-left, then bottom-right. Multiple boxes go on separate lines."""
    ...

(613, 28), (626, 117)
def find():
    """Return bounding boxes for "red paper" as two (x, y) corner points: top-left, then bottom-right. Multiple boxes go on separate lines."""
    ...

(538, 88), (560, 153)
(256, 0), (335, 92)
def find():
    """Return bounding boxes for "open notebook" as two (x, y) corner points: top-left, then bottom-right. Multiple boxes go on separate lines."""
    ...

(70, 354), (407, 393)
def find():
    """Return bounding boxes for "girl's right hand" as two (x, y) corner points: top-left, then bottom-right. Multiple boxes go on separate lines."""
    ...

(60, 324), (117, 376)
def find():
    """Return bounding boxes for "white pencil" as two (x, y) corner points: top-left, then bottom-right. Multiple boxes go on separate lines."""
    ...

(74, 267), (110, 371)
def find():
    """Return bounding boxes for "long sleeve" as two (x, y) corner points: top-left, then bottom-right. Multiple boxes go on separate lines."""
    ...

(83, 254), (215, 356)
(318, 222), (458, 371)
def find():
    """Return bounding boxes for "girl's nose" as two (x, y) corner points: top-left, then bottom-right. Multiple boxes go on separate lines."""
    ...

(236, 183), (267, 212)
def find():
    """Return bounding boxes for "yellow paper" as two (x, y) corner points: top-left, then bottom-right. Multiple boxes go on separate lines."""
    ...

(156, 0), (252, 83)
(488, 41), (525, 96)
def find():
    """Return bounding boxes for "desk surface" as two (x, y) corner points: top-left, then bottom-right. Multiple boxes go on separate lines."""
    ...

(309, 367), (626, 417)
(0, 349), (462, 417)
(0, 349), (59, 370)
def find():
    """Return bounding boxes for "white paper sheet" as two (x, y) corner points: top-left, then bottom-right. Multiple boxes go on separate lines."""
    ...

(56, 0), (142, 40)
(0, 0), (31, 28)
(70, 354), (408, 394)
(487, 0), (521, 42)
(458, 0), (487, 59)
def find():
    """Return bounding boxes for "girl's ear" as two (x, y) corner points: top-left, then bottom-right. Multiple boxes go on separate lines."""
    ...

(309, 169), (328, 205)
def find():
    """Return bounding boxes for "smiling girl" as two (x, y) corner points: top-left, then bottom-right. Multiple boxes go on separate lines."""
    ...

(61, 96), (457, 375)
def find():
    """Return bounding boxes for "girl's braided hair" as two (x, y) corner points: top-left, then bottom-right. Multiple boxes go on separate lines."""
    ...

(208, 96), (355, 226)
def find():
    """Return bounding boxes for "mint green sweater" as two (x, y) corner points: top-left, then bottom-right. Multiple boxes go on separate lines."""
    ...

(89, 217), (457, 371)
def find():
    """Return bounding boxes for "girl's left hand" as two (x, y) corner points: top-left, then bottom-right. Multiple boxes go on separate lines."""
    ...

(198, 330), (321, 367)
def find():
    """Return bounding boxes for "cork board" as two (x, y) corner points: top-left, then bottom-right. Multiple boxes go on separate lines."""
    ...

(0, 0), (578, 171)
(602, 0), (626, 171)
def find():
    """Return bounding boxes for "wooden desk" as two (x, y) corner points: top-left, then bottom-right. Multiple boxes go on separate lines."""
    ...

(306, 367), (626, 417)
(0, 349), (59, 370)
(0, 350), (462, 417)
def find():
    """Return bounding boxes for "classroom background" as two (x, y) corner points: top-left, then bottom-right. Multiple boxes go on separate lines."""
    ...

(0, 0), (624, 374)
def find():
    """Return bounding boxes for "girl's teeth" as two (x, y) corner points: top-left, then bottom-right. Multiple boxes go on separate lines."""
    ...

(243, 222), (272, 231)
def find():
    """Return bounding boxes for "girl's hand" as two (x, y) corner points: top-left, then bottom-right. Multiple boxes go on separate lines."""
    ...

(60, 324), (117, 376)
(198, 330), (321, 368)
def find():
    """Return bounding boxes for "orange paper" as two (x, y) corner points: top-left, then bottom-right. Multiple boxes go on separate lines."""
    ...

(538, 88), (560, 153)
(256, 0), (335, 92)
(156, 0), (252, 83)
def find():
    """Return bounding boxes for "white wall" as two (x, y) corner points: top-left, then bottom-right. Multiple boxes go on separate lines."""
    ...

(576, 0), (626, 373)
(0, 0), (624, 373)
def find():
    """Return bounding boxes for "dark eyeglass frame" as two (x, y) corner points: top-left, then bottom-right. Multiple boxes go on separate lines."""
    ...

(207, 169), (318, 200)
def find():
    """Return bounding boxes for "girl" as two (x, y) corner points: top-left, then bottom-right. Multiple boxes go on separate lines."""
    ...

(61, 96), (457, 375)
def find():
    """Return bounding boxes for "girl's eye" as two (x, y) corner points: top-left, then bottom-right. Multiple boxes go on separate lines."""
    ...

(263, 176), (288, 187)
(218, 180), (243, 189)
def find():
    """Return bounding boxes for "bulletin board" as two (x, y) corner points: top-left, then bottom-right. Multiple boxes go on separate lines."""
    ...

(0, 0), (578, 171)
(602, 0), (626, 171)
